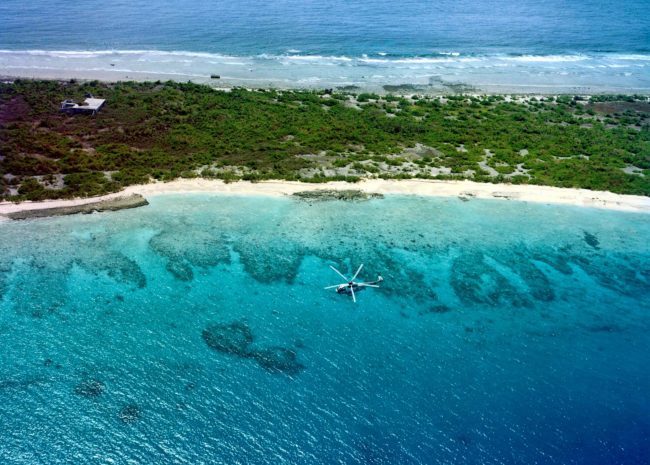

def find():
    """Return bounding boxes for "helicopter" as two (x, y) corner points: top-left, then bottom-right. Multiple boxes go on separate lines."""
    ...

(324, 264), (383, 303)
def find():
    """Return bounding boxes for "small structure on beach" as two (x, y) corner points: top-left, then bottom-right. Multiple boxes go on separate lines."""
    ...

(60, 94), (105, 115)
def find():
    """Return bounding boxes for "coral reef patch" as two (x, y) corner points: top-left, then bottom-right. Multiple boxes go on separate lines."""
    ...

(419, 305), (452, 315)
(78, 252), (147, 289)
(583, 231), (600, 250)
(118, 404), (142, 424)
(251, 347), (305, 375)
(150, 229), (231, 282)
(202, 322), (254, 357)
(74, 379), (104, 398)
(202, 322), (305, 375)
(234, 241), (304, 284)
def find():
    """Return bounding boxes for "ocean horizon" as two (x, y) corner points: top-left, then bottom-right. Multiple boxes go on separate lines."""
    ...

(1, 0), (649, 92)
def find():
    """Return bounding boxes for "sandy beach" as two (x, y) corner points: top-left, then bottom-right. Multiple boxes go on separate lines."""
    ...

(1, 179), (649, 218)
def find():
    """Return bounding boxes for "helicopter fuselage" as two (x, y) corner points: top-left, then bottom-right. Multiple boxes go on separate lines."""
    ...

(336, 283), (365, 295)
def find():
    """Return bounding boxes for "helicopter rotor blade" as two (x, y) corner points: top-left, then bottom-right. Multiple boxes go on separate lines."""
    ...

(324, 284), (342, 289)
(350, 285), (356, 303)
(329, 265), (349, 282)
(351, 264), (364, 281)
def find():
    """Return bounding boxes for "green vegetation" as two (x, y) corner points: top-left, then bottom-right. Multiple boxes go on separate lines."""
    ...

(1, 79), (649, 201)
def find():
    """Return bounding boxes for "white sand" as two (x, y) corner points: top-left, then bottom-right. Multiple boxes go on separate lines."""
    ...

(1, 179), (649, 217)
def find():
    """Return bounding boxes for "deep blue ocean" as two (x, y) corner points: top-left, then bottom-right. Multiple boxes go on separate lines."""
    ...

(1, 0), (649, 92)
(1, 0), (649, 56)
(0, 194), (648, 464)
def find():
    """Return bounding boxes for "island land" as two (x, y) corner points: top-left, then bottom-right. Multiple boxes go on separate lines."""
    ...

(1, 79), (648, 210)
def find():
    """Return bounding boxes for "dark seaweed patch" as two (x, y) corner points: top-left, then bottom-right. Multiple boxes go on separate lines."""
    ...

(450, 251), (531, 307)
(530, 248), (574, 275)
(450, 247), (558, 307)
(419, 305), (452, 315)
(585, 323), (623, 333)
(150, 229), (230, 282)
(235, 243), (303, 284)
(202, 322), (305, 375)
(202, 322), (254, 356)
(0, 377), (46, 390)
(583, 231), (600, 250)
(165, 258), (194, 282)
(577, 254), (649, 296)
(12, 267), (69, 317)
(251, 347), (305, 375)
(118, 404), (141, 424)
(74, 379), (104, 398)
(77, 253), (147, 289)
(0, 263), (9, 300)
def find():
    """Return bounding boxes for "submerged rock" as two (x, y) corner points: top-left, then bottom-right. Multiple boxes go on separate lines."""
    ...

(419, 304), (452, 315)
(202, 323), (305, 375)
(5, 194), (149, 220)
(118, 404), (141, 423)
(165, 259), (194, 282)
(202, 322), (254, 357)
(252, 347), (305, 375)
(583, 230), (600, 250)
(292, 189), (383, 202)
(74, 379), (104, 398)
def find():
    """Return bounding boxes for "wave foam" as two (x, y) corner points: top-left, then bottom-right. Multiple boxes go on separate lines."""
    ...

(1, 49), (649, 67)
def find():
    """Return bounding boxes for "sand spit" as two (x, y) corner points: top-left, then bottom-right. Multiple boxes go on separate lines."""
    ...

(0, 180), (648, 219)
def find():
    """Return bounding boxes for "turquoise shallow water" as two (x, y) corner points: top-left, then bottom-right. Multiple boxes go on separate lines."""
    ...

(0, 194), (649, 464)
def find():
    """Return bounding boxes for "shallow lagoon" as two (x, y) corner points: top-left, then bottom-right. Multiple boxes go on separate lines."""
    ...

(0, 194), (648, 464)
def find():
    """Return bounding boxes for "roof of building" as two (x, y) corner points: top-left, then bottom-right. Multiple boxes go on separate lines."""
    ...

(83, 98), (105, 109)
(60, 97), (106, 112)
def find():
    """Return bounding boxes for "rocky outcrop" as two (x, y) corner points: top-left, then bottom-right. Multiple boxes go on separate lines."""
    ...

(4, 194), (149, 220)
(292, 189), (383, 201)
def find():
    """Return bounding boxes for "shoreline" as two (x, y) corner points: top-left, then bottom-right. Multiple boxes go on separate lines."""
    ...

(2, 47), (649, 95)
(3, 71), (649, 96)
(1, 179), (649, 219)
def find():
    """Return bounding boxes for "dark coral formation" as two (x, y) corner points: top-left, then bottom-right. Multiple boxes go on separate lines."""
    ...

(0, 262), (9, 300)
(165, 259), (194, 282)
(450, 248), (557, 307)
(0, 377), (46, 390)
(234, 242), (304, 284)
(118, 404), (141, 424)
(150, 229), (231, 282)
(419, 305), (452, 315)
(583, 231), (600, 250)
(292, 189), (383, 202)
(12, 266), (69, 318)
(74, 379), (104, 398)
(251, 347), (305, 375)
(450, 251), (530, 307)
(79, 253), (147, 289)
(202, 322), (305, 375)
(202, 322), (254, 356)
